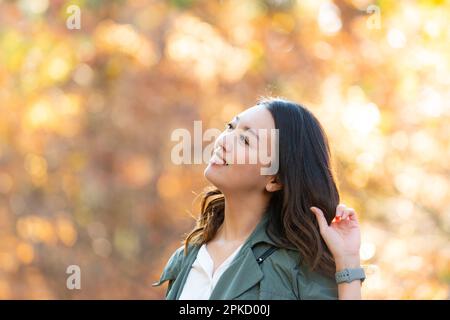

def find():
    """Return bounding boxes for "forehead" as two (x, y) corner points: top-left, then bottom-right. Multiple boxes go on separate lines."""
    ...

(236, 104), (275, 130)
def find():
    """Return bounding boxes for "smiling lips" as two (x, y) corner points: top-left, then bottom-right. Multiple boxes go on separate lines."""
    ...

(209, 150), (228, 166)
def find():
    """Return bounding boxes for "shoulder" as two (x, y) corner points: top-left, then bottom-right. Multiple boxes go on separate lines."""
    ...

(264, 247), (338, 300)
(166, 245), (185, 272)
(164, 243), (198, 273)
(153, 244), (194, 287)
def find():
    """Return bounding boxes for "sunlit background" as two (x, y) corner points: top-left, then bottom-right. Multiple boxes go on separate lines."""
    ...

(0, 0), (449, 299)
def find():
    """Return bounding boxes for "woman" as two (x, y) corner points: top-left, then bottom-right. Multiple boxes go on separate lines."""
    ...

(153, 98), (364, 300)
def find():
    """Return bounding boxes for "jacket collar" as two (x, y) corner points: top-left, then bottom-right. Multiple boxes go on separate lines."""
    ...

(209, 212), (282, 299)
(167, 211), (282, 300)
(208, 244), (263, 299)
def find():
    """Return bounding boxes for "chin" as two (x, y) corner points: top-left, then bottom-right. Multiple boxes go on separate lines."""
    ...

(204, 164), (219, 184)
(204, 163), (228, 189)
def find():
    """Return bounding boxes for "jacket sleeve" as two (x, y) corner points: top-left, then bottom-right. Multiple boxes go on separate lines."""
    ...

(152, 245), (185, 295)
(295, 264), (338, 300)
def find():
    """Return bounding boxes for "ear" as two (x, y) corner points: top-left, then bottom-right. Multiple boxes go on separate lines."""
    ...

(265, 176), (282, 193)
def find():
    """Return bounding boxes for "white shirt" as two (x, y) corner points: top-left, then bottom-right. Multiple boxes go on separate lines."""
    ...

(179, 243), (243, 300)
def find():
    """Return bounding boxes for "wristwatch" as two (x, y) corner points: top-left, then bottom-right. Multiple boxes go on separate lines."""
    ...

(335, 267), (366, 284)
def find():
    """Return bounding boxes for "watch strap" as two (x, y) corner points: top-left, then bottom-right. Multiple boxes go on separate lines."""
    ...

(335, 267), (366, 284)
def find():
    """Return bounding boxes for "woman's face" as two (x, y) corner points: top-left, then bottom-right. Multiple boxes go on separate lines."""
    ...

(204, 104), (279, 194)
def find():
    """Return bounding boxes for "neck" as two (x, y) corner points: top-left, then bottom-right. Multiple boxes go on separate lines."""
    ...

(216, 191), (269, 243)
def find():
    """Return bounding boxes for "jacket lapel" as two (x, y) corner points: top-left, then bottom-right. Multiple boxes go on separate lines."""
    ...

(208, 245), (263, 300)
(166, 244), (201, 300)
(166, 212), (281, 300)
(208, 213), (274, 299)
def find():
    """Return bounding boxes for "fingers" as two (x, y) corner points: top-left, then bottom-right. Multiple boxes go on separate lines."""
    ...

(312, 204), (360, 231)
(338, 205), (359, 223)
(310, 206), (328, 233)
(341, 207), (350, 220)
(346, 208), (359, 222)
(336, 204), (346, 218)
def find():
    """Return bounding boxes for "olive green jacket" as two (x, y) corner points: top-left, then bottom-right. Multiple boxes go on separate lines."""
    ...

(152, 213), (338, 300)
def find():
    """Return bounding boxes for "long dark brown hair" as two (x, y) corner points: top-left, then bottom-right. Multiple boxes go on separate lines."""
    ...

(183, 97), (340, 278)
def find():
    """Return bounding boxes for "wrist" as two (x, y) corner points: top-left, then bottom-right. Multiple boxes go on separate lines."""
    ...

(335, 255), (361, 271)
(335, 265), (366, 286)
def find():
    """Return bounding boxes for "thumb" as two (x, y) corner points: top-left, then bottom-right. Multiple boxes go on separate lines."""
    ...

(310, 206), (328, 234)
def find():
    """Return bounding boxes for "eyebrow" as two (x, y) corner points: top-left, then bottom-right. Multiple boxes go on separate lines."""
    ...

(233, 116), (259, 140)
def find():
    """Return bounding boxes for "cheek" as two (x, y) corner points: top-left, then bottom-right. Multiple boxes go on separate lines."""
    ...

(232, 143), (258, 164)
(230, 162), (266, 186)
(232, 146), (267, 176)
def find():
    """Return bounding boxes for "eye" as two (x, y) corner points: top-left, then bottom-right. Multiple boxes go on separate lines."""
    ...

(225, 122), (233, 130)
(240, 134), (249, 145)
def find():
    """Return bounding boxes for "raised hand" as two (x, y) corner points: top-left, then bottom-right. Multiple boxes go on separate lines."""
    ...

(310, 204), (361, 270)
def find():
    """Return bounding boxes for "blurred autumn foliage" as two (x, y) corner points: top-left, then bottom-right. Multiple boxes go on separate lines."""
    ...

(0, 0), (449, 299)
